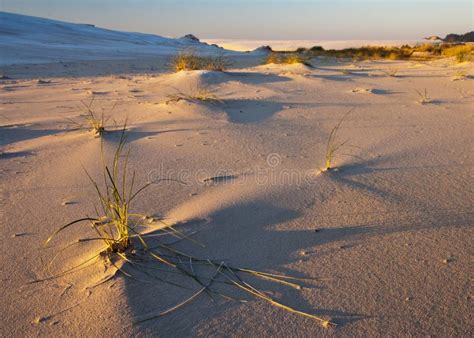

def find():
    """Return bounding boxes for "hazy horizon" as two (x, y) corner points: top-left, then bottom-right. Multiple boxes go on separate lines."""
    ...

(1, 0), (473, 41)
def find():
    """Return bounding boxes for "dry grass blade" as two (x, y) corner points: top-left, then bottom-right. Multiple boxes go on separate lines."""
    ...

(44, 126), (147, 257)
(452, 71), (467, 81)
(383, 67), (399, 77)
(323, 108), (354, 171)
(133, 263), (224, 324)
(415, 88), (431, 104)
(66, 97), (118, 137)
(218, 263), (336, 327)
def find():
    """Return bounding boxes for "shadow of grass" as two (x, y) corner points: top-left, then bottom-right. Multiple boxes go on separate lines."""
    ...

(199, 70), (292, 86)
(220, 99), (285, 123)
(120, 201), (365, 334)
(0, 150), (33, 159)
(0, 125), (64, 146)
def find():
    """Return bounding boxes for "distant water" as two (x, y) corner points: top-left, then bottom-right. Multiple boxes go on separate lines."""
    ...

(204, 39), (429, 52)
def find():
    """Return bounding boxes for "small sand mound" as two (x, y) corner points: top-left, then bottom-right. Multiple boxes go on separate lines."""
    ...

(163, 70), (232, 89)
(256, 62), (313, 74)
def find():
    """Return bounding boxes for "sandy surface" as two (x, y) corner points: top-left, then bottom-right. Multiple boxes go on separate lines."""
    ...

(1, 56), (473, 337)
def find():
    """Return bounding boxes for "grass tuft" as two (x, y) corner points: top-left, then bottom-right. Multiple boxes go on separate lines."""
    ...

(383, 67), (399, 77)
(415, 88), (431, 104)
(323, 109), (354, 171)
(441, 45), (474, 63)
(68, 97), (117, 137)
(172, 51), (228, 72)
(166, 84), (222, 104)
(452, 71), (467, 81)
(45, 128), (141, 255)
(264, 52), (312, 67)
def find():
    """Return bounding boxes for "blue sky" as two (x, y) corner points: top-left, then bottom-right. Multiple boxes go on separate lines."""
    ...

(1, 0), (472, 39)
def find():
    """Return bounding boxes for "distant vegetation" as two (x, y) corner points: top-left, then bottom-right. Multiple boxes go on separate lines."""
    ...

(68, 97), (117, 137)
(444, 31), (474, 43)
(172, 51), (228, 72)
(266, 43), (474, 63)
(441, 45), (473, 63)
(264, 52), (313, 66)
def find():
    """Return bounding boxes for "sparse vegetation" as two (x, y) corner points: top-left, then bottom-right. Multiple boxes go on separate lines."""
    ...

(68, 97), (117, 137)
(292, 43), (474, 61)
(323, 109), (353, 171)
(39, 130), (335, 328)
(441, 45), (474, 63)
(166, 84), (222, 104)
(45, 129), (138, 255)
(452, 71), (467, 81)
(264, 52), (312, 66)
(172, 51), (228, 72)
(260, 43), (473, 66)
(415, 88), (431, 104)
(384, 67), (399, 77)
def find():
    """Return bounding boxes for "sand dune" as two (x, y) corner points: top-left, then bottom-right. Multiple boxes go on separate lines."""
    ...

(0, 12), (233, 65)
(1, 13), (473, 338)
(2, 55), (473, 336)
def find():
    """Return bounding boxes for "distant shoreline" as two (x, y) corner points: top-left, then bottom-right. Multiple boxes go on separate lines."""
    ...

(203, 39), (429, 52)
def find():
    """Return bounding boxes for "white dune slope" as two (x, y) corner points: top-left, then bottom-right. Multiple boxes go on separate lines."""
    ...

(0, 12), (229, 65)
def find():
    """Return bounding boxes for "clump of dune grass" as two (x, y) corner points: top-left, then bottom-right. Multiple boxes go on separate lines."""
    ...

(322, 109), (356, 172)
(264, 52), (279, 64)
(67, 97), (117, 137)
(44, 128), (140, 257)
(166, 84), (222, 105)
(384, 67), (399, 77)
(442, 45), (474, 63)
(173, 52), (195, 72)
(304, 43), (474, 62)
(452, 71), (467, 81)
(37, 130), (335, 328)
(264, 52), (312, 67)
(172, 51), (228, 72)
(205, 55), (228, 71)
(415, 89), (431, 104)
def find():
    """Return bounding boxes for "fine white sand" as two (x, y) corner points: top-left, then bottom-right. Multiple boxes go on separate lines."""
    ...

(1, 50), (473, 337)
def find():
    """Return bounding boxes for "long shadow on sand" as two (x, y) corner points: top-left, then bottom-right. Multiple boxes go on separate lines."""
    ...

(120, 128), (198, 143)
(200, 71), (292, 86)
(220, 99), (286, 123)
(120, 187), (472, 335)
(120, 201), (370, 335)
(0, 125), (64, 146)
(0, 150), (33, 159)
